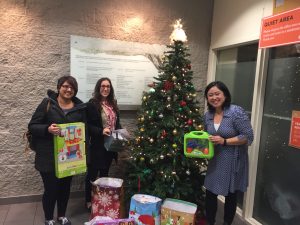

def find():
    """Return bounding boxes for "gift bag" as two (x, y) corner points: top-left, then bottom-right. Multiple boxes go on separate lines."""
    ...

(104, 129), (130, 152)
(85, 216), (135, 225)
(161, 198), (197, 225)
(53, 122), (86, 178)
(129, 194), (162, 225)
(184, 131), (214, 159)
(91, 177), (124, 220)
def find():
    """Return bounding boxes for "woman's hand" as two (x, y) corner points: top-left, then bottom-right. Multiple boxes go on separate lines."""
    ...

(103, 127), (111, 136)
(209, 135), (225, 145)
(48, 123), (60, 136)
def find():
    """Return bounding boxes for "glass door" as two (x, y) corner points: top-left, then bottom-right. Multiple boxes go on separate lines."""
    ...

(253, 44), (300, 225)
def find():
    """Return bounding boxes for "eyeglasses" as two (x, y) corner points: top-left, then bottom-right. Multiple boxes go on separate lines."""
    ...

(61, 85), (74, 90)
(100, 85), (111, 89)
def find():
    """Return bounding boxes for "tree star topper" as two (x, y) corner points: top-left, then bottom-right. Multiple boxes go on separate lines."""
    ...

(169, 19), (187, 43)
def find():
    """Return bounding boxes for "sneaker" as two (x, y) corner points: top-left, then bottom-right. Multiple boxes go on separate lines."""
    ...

(57, 217), (71, 225)
(45, 220), (56, 225)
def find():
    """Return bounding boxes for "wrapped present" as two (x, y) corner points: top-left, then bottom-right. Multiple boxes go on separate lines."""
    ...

(91, 177), (124, 220)
(54, 122), (86, 178)
(129, 194), (162, 225)
(184, 131), (214, 159)
(85, 216), (135, 225)
(161, 198), (197, 225)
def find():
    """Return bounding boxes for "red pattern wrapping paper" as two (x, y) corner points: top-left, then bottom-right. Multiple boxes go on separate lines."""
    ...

(91, 178), (124, 220)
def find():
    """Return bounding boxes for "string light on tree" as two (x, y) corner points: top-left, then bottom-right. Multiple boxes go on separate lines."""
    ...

(126, 19), (207, 211)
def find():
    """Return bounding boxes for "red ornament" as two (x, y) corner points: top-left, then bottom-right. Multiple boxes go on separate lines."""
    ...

(186, 64), (191, 70)
(187, 119), (193, 125)
(180, 100), (187, 107)
(163, 81), (174, 91)
(161, 130), (167, 138)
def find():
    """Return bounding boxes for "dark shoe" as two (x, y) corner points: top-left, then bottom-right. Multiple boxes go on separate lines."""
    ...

(45, 220), (56, 225)
(57, 217), (71, 225)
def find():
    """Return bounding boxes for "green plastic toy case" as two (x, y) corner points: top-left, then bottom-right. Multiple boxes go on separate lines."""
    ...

(184, 131), (214, 159)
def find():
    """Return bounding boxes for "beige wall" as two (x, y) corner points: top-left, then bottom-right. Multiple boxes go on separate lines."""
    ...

(207, 0), (274, 82)
(0, 0), (213, 200)
(210, 0), (273, 49)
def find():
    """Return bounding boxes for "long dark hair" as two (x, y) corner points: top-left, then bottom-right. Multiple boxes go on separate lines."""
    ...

(91, 77), (119, 112)
(204, 81), (231, 111)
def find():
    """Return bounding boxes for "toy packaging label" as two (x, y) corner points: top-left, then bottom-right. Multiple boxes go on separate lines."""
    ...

(184, 131), (214, 159)
(161, 198), (197, 225)
(54, 122), (86, 178)
(91, 178), (124, 220)
(129, 194), (162, 225)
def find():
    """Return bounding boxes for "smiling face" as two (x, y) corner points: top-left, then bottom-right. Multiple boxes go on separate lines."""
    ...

(206, 86), (226, 111)
(99, 80), (111, 99)
(58, 81), (75, 100)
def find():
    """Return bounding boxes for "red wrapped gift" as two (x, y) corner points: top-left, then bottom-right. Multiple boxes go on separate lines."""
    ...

(91, 177), (124, 220)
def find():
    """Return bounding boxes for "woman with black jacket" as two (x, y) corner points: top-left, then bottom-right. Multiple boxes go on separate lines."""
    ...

(28, 76), (86, 225)
(85, 77), (121, 210)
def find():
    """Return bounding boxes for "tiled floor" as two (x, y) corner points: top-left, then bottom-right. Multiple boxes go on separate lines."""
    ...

(0, 197), (250, 225)
(0, 197), (90, 225)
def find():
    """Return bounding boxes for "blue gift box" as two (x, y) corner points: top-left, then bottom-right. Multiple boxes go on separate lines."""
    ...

(129, 194), (162, 225)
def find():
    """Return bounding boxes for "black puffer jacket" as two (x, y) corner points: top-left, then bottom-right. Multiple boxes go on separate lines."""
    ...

(86, 100), (121, 169)
(28, 90), (87, 172)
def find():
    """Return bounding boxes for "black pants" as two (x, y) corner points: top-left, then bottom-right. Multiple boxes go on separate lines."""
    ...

(40, 172), (72, 220)
(85, 165), (109, 203)
(205, 189), (237, 225)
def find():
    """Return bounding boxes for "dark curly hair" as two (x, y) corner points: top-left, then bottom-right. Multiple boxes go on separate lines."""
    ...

(57, 75), (78, 96)
(91, 77), (118, 112)
(204, 81), (231, 112)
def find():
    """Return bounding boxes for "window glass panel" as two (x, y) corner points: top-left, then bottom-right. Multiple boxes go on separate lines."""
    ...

(216, 43), (258, 112)
(253, 44), (300, 225)
(215, 43), (258, 208)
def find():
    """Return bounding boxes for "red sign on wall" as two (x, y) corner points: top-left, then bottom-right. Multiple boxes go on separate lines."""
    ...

(259, 7), (300, 48)
(289, 111), (300, 149)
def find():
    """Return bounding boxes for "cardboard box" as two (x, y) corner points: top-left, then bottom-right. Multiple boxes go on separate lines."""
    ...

(54, 122), (86, 178)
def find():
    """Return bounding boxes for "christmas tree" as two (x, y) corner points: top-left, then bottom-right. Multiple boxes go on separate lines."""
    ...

(126, 20), (207, 209)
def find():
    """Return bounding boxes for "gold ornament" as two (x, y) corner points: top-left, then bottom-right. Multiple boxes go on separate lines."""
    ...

(196, 124), (203, 130)
(172, 129), (177, 135)
(140, 127), (145, 132)
(172, 143), (177, 148)
(160, 155), (164, 159)
(143, 96), (147, 101)
(150, 138), (154, 143)
(172, 76), (177, 81)
(140, 117), (145, 122)
(140, 157), (145, 161)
